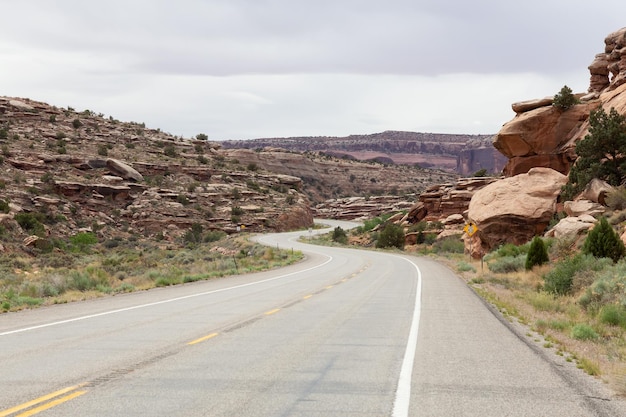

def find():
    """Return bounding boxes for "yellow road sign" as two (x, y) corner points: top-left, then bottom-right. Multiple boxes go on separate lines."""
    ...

(464, 222), (478, 237)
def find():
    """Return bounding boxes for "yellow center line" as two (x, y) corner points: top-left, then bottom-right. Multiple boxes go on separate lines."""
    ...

(188, 332), (219, 346)
(0, 384), (86, 417)
(265, 308), (281, 316)
(16, 391), (87, 417)
(325, 285), (334, 289)
(303, 294), (313, 300)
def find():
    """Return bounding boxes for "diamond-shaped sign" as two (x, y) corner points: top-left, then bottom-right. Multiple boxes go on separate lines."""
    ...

(464, 222), (478, 237)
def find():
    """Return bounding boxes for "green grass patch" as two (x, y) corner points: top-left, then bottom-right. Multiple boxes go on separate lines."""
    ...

(571, 324), (599, 341)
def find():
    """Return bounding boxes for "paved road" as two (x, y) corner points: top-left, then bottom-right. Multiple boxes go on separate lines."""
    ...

(1, 220), (625, 416)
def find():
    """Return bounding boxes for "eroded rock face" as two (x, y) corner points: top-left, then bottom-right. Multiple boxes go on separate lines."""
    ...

(587, 27), (626, 96)
(494, 27), (626, 177)
(418, 177), (499, 221)
(467, 168), (567, 256)
(494, 102), (598, 176)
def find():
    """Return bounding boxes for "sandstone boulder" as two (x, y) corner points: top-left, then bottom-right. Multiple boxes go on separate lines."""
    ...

(106, 159), (144, 182)
(564, 200), (605, 218)
(467, 168), (567, 255)
(580, 178), (614, 205)
(404, 201), (427, 223)
(546, 216), (596, 240)
(442, 213), (464, 225)
(511, 97), (553, 113)
(9, 99), (34, 111)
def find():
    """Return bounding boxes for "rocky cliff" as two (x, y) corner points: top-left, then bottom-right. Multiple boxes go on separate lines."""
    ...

(468, 27), (626, 254)
(222, 131), (506, 176)
(494, 27), (626, 177)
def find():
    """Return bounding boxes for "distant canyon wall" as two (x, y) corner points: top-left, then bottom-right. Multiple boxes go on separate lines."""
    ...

(221, 131), (506, 175)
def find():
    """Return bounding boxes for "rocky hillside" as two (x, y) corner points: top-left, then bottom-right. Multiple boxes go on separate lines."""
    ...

(221, 131), (507, 175)
(0, 97), (315, 255)
(220, 147), (457, 204)
(0, 96), (463, 255)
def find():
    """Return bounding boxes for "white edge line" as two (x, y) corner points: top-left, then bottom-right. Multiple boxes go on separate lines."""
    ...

(0, 250), (333, 337)
(392, 256), (423, 417)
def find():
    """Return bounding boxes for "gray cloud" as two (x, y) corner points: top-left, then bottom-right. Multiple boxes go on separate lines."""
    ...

(0, 1), (624, 139)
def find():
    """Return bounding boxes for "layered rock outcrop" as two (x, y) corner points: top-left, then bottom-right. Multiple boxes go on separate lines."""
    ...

(417, 177), (500, 221)
(223, 148), (456, 204)
(494, 101), (597, 176)
(586, 27), (626, 96)
(0, 96), (316, 253)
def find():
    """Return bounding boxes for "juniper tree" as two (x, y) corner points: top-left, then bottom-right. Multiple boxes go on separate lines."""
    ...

(376, 223), (405, 250)
(553, 85), (578, 110)
(565, 107), (626, 198)
(582, 217), (625, 263)
(525, 236), (549, 270)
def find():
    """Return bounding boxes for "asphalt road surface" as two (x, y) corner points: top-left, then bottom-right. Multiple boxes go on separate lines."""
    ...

(1, 220), (625, 416)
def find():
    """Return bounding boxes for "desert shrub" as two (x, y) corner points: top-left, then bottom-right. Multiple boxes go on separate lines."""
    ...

(14, 212), (46, 237)
(204, 230), (226, 243)
(543, 253), (610, 295)
(183, 223), (204, 244)
(495, 243), (526, 258)
(457, 261), (475, 272)
(164, 144), (178, 157)
(231, 206), (244, 215)
(527, 292), (562, 312)
(72, 118), (82, 129)
(0, 199), (9, 213)
(70, 232), (98, 252)
(67, 271), (99, 291)
(571, 324), (599, 341)
(578, 261), (626, 310)
(358, 217), (384, 233)
(606, 187), (626, 210)
(176, 194), (190, 206)
(332, 226), (348, 244)
(525, 236), (549, 270)
(488, 255), (526, 273)
(196, 133), (208, 141)
(582, 217), (625, 262)
(598, 304), (626, 328)
(433, 237), (464, 253)
(376, 223), (405, 249)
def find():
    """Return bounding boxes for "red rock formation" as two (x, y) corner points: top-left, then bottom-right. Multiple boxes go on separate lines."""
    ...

(494, 102), (598, 176)
(494, 27), (626, 177)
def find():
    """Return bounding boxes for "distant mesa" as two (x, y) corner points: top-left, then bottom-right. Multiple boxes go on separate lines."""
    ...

(221, 130), (507, 176)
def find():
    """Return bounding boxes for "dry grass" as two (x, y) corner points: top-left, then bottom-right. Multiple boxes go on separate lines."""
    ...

(432, 253), (626, 396)
(1, 235), (303, 312)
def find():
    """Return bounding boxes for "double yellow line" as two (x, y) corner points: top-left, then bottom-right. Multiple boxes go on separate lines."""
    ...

(0, 384), (87, 417)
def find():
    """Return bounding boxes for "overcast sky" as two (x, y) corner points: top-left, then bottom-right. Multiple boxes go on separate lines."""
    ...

(1, 1), (624, 140)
